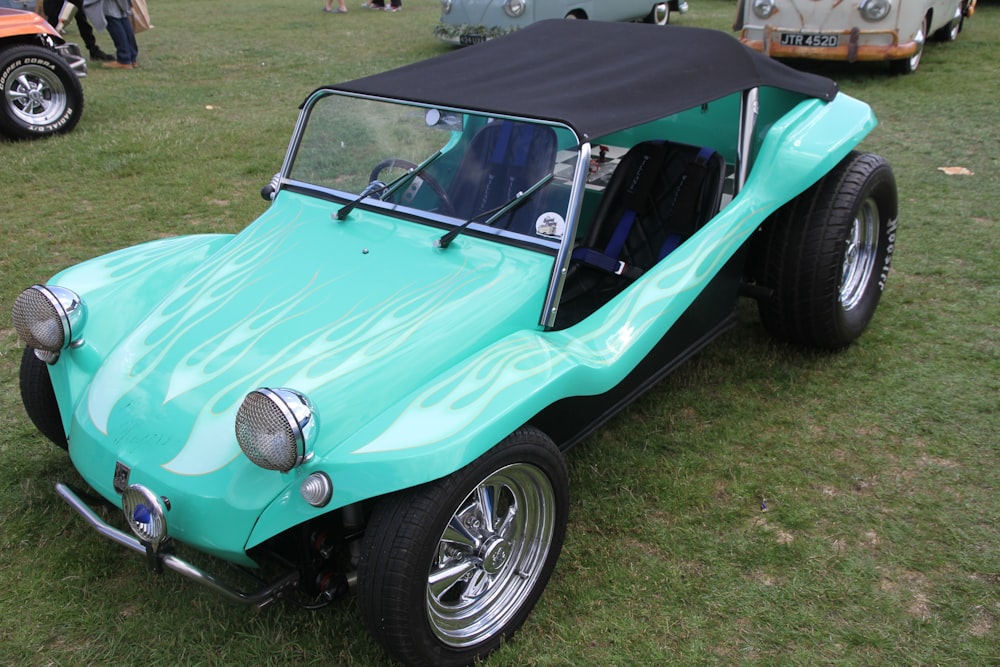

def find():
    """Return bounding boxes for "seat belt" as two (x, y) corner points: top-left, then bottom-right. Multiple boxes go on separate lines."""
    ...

(572, 142), (668, 277)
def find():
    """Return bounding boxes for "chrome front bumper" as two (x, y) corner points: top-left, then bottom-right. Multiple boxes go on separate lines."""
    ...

(55, 43), (87, 77)
(55, 483), (297, 609)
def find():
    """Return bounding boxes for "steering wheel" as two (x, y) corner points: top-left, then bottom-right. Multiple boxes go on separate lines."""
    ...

(369, 158), (456, 217)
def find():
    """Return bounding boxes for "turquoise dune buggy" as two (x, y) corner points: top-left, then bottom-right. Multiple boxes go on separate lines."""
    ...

(14, 19), (896, 667)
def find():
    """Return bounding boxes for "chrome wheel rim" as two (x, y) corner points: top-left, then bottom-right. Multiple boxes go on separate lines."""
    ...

(652, 3), (669, 25)
(426, 463), (556, 647)
(840, 197), (879, 311)
(5, 63), (68, 128)
(908, 20), (927, 71)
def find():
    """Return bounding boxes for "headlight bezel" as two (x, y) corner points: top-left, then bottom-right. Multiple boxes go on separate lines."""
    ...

(11, 284), (87, 358)
(121, 484), (169, 550)
(503, 0), (526, 18)
(859, 0), (892, 22)
(751, 0), (776, 19)
(235, 387), (317, 473)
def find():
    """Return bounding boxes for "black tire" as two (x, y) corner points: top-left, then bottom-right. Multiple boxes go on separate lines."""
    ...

(19, 347), (69, 449)
(752, 151), (898, 349)
(933, 9), (962, 42)
(0, 44), (83, 140)
(889, 15), (927, 74)
(357, 427), (569, 667)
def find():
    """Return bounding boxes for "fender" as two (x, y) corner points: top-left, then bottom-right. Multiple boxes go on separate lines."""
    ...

(44, 235), (233, 431)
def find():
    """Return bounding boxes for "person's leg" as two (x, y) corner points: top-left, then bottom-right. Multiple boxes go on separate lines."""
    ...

(103, 15), (132, 68)
(123, 19), (139, 66)
(42, 0), (62, 26)
(70, 0), (111, 59)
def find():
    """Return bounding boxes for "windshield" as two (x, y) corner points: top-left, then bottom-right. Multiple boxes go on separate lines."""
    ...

(285, 92), (583, 250)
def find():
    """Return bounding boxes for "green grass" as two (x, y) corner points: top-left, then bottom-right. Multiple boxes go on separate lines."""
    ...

(1, 0), (998, 664)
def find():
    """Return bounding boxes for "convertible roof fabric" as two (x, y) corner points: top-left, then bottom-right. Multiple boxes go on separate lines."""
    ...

(328, 19), (838, 141)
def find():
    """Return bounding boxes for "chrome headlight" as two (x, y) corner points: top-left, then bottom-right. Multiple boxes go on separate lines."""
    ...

(235, 388), (317, 472)
(503, 0), (526, 18)
(440, 0), (452, 13)
(751, 0), (775, 19)
(122, 484), (168, 550)
(859, 0), (891, 21)
(11, 285), (86, 356)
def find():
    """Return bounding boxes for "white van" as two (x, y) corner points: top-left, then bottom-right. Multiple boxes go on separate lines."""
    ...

(436, 0), (687, 45)
(735, 0), (976, 74)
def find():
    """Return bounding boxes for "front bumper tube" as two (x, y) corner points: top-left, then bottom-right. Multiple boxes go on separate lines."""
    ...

(55, 483), (298, 609)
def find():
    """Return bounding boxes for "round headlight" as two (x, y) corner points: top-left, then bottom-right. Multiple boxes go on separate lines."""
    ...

(122, 484), (168, 550)
(11, 285), (86, 354)
(235, 388), (317, 472)
(859, 0), (891, 21)
(504, 0), (526, 18)
(751, 0), (775, 19)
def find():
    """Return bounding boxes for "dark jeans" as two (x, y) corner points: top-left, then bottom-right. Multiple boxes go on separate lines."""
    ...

(371, 0), (401, 7)
(105, 15), (138, 65)
(43, 0), (98, 52)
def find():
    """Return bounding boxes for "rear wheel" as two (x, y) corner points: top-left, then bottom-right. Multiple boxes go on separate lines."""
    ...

(0, 44), (83, 139)
(752, 151), (898, 349)
(933, 8), (962, 41)
(357, 427), (568, 667)
(19, 347), (68, 449)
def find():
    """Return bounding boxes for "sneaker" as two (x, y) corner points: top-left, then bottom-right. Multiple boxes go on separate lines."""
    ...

(385, 5), (400, 10)
(103, 60), (132, 69)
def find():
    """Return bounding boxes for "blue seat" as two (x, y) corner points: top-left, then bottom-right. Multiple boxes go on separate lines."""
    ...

(447, 120), (558, 236)
(557, 140), (726, 326)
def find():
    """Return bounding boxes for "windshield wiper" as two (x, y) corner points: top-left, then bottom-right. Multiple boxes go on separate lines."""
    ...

(436, 173), (554, 249)
(335, 150), (443, 221)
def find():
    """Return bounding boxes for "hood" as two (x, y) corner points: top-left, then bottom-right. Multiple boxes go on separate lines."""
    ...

(0, 7), (60, 38)
(66, 191), (552, 559)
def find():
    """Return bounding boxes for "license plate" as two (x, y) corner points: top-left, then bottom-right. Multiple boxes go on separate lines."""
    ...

(779, 33), (839, 47)
(459, 33), (487, 46)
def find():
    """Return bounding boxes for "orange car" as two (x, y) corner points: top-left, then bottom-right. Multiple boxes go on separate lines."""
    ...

(0, 6), (85, 139)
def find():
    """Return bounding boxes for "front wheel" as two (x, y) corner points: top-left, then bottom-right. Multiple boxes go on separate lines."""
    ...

(357, 427), (569, 667)
(752, 151), (898, 349)
(889, 15), (927, 74)
(19, 347), (68, 449)
(0, 44), (84, 140)
(645, 2), (670, 25)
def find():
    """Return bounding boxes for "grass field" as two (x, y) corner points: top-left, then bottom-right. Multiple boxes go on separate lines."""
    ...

(1, 0), (997, 664)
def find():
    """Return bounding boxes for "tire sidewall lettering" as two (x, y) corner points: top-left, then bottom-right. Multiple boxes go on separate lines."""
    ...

(1, 57), (58, 87)
(879, 216), (898, 292)
(1, 47), (79, 138)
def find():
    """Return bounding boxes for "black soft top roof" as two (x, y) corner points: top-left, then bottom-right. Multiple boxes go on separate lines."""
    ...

(329, 20), (838, 141)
